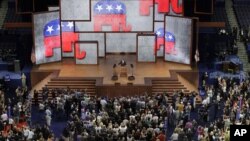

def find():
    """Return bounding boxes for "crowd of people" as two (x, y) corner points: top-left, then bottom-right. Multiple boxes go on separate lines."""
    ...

(1, 74), (250, 140)
(0, 84), (54, 140)
(36, 87), (201, 141)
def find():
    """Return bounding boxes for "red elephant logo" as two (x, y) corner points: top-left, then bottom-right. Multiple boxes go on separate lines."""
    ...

(155, 28), (177, 55)
(140, 0), (183, 15)
(43, 19), (85, 59)
(93, 0), (131, 31)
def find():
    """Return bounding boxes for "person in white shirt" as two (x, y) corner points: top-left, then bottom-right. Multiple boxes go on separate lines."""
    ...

(100, 98), (107, 110)
(113, 124), (120, 136)
(8, 118), (14, 125)
(45, 108), (52, 116)
(170, 130), (179, 141)
(45, 108), (52, 126)
(1, 112), (8, 122)
(119, 123), (127, 135)
(95, 124), (102, 134)
(23, 127), (30, 139)
(145, 111), (153, 121)
(39, 102), (45, 111)
(152, 115), (159, 124)
(202, 96), (209, 106)
(27, 129), (34, 140)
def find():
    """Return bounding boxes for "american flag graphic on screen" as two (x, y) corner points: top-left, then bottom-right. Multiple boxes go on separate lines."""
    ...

(43, 19), (85, 59)
(93, 0), (131, 31)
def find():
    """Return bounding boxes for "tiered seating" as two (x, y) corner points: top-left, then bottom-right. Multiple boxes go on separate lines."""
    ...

(234, 5), (250, 28)
(151, 79), (202, 105)
(233, 0), (250, 5)
(34, 77), (97, 103)
(211, 7), (231, 32)
(2, 0), (32, 24)
(0, 31), (17, 69)
(4, 8), (22, 22)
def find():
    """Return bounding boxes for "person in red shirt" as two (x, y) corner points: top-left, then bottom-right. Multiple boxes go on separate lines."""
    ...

(156, 131), (166, 141)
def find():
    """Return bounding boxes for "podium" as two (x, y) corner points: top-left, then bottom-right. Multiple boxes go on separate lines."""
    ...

(120, 66), (127, 77)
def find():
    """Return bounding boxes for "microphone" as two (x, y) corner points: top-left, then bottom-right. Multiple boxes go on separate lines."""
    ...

(130, 64), (134, 68)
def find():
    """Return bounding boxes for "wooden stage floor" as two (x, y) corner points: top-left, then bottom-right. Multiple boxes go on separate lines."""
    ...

(35, 54), (196, 86)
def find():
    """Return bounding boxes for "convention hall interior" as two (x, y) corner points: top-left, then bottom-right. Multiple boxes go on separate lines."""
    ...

(0, 0), (250, 140)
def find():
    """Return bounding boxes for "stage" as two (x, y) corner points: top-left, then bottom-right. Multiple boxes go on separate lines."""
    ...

(30, 54), (200, 99)
(32, 54), (195, 84)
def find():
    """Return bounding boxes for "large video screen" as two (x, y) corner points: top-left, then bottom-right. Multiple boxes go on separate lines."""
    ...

(75, 42), (98, 64)
(137, 35), (156, 62)
(164, 16), (192, 64)
(60, 0), (91, 21)
(33, 0), (187, 65)
(79, 33), (105, 57)
(75, 0), (154, 32)
(33, 11), (62, 64)
(106, 33), (137, 53)
(154, 22), (164, 57)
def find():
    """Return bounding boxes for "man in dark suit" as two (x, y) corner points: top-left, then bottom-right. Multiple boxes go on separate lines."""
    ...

(118, 59), (126, 66)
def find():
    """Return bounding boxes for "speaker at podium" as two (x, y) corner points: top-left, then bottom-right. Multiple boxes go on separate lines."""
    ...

(118, 59), (127, 77)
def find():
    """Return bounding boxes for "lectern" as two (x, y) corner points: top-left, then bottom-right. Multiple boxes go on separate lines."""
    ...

(120, 66), (127, 77)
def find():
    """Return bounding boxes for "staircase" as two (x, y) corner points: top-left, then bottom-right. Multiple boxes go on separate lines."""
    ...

(151, 79), (201, 105)
(0, 0), (8, 28)
(34, 77), (97, 103)
(225, 0), (250, 72)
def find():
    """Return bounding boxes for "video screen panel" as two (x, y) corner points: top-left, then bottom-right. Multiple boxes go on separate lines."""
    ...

(106, 33), (137, 53)
(75, 42), (98, 64)
(154, 22), (164, 57)
(164, 16), (192, 64)
(60, 0), (91, 21)
(79, 33), (105, 57)
(33, 11), (62, 64)
(75, 0), (153, 32)
(137, 35), (156, 62)
(60, 21), (79, 57)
